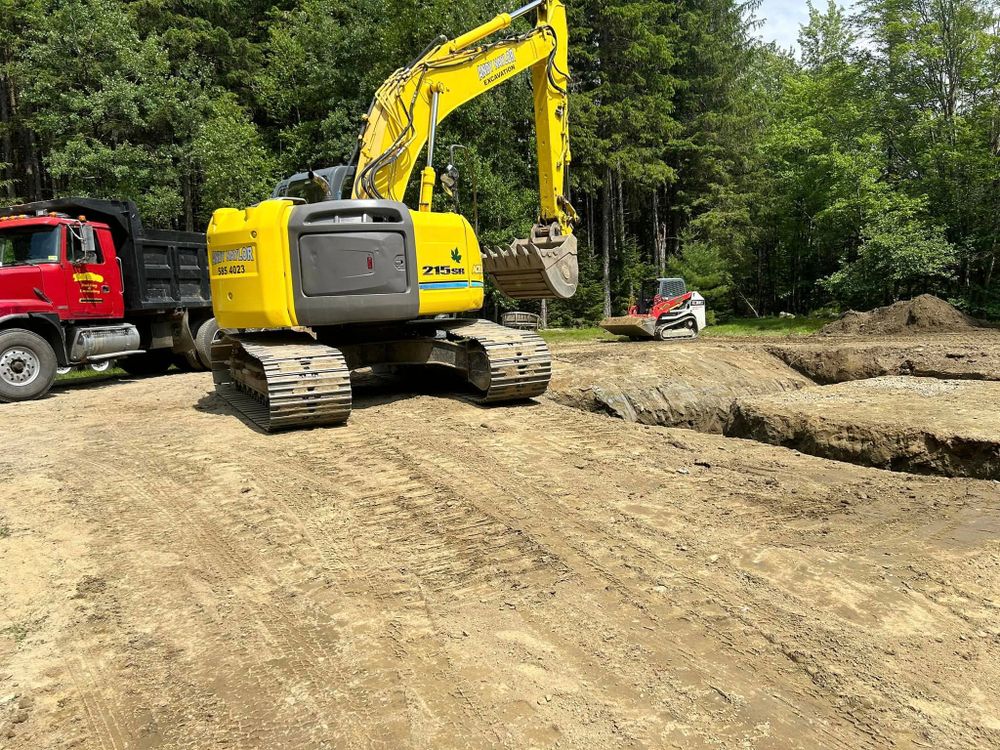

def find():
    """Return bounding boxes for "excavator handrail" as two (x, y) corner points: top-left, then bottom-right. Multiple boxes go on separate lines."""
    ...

(351, 0), (576, 235)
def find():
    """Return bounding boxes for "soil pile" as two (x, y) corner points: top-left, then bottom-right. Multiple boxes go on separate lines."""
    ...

(818, 294), (977, 336)
(546, 343), (811, 431)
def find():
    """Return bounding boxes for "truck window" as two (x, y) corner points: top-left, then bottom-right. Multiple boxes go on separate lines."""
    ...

(65, 223), (101, 264)
(0, 225), (61, 266)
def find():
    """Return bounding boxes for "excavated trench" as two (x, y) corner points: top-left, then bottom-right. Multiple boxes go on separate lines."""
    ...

(547, 336), (1000, 481)
(728, 377), (1000, 481)
(546, 343), (811, 433)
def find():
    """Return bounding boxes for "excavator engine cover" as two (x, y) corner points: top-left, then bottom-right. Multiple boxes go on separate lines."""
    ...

(208, 198), (484, 330)
(483, 223), (578, 299)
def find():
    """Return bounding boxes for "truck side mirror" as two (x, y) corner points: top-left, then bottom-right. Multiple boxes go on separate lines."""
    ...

(68, 224), (98, 264)
(80, 225), (98, 262)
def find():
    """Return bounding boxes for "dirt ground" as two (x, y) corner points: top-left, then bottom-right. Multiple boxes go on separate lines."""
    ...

(548, 339), (811, 431)
(730, 376), (1000, 479)
(2, 333), (999, 749)
(768, 334), (1000, 384)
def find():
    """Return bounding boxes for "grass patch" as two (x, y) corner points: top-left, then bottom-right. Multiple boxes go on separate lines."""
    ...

(2, 622), (30, 643)
(56, 366), (126, 383)
(538, 316), (831, 344)
(701, 316), (831, 337)
(538, 327), (618, 343)
(0, 522), (9, 538)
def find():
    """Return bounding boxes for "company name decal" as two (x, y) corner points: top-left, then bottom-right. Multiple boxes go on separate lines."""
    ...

(478, 49), (516, 86)
(72, 272), (104, 283)
(212, 246), (255, 266)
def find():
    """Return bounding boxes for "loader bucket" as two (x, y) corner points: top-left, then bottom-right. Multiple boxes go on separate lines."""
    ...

(599, 316), (657, 338)
(483, 224), (578, 299)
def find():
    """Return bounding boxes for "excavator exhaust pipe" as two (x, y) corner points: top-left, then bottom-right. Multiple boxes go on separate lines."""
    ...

(483, 223), (578, 299)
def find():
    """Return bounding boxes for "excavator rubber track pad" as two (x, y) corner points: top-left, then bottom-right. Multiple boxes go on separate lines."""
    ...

(211, 333), (352, 431)
(447, 320), (552, 402)
(483, 233), (578, 300)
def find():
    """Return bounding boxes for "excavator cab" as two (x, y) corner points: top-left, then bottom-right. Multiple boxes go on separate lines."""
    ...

(269, 163), (576, 301)
(272, 166), (356, 203)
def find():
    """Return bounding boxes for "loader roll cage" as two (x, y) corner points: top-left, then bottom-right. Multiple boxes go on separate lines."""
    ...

(636, 278), (688, 316)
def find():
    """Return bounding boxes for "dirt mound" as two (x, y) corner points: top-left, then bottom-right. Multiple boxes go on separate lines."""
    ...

(546, 342), (811, 431)
(818, 294), (977, 336)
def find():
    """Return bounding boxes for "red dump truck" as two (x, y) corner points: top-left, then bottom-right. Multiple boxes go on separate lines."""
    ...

(0, 198), (218, 402)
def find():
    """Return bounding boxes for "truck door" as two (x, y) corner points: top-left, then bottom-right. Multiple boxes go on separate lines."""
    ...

(0, 221), (61, 311)
(62, 224), (124, 319)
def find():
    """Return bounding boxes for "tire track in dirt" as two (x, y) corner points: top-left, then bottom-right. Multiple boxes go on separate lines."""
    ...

(375, 400), (868, 749)
(114, 422), (516, 747)
(372, 397), (998, 749)
(57, 456), (349, 749)
(1, 371), (998, 749)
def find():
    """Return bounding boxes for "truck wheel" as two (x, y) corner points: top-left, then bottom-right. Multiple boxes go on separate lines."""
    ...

(194, 317), (221, 369)
(0, 329), (58, 402)
(119, 349), (174, 376)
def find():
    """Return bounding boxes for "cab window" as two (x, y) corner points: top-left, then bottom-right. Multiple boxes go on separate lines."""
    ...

(65, 224), (101, 264)
(0, 225), (61, 266)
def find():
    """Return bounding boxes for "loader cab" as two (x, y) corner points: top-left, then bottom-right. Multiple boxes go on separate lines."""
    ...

(637, 277), (687, 314)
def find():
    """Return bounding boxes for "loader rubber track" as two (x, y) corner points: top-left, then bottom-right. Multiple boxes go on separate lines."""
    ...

(448, 320), (552, 403)
(211, 334), (352, 431)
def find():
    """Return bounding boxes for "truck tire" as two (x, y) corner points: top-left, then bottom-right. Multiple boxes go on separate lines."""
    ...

(194, 317), (221, 369)
(119, 349), (174, 376)
(0, 329), (58, 403)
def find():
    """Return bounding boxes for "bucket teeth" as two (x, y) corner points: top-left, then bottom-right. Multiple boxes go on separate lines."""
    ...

(211, 333), (352, 431)
(483, 224), (578, 300)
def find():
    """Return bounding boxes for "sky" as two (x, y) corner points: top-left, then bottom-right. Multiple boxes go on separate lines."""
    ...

(755, 0), (813, 50)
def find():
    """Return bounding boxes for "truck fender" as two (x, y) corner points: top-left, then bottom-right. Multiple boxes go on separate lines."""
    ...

(170, 309), (197, 355)
(0, 313), (68, 364)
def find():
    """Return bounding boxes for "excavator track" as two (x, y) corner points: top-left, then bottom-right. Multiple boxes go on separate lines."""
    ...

(447, 320), (552, 403)
(211, 334), (352, 431)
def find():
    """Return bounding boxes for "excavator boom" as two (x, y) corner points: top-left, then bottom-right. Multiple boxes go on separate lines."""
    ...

(353, 0), (577, 298)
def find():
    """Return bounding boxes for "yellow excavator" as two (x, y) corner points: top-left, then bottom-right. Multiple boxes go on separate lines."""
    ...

(206, 0), (577, 430)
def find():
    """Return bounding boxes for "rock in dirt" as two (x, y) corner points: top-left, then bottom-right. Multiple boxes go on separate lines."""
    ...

(818, 295), (980, 337)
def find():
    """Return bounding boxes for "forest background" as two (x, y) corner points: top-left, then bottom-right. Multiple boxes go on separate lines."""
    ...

(1, 0), (998, 322)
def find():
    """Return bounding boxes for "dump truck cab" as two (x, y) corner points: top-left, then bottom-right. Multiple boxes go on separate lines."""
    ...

(0, 212), (125, 324)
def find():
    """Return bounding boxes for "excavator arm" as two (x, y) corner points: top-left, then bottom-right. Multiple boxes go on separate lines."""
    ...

(353, 0), (578, 298)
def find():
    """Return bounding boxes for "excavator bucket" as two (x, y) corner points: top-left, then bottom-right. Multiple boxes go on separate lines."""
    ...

(483, 224), (578, 299)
